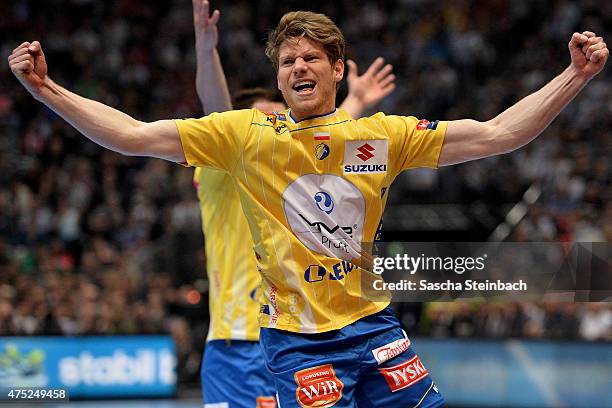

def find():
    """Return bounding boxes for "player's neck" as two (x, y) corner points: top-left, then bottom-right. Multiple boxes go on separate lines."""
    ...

(288, 107), (337, 123)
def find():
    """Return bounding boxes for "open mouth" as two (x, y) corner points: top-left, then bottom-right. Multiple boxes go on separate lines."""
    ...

(292, 81), (316, 94)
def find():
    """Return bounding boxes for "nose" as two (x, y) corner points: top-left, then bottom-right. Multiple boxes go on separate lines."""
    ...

(293, 57), (307, 74)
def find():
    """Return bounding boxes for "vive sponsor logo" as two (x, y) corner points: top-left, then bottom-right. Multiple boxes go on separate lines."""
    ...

(297, 213), (353, 237)
(294, 364), (343, 408)
(378, 355), (429, 393)
(59, 349), (176, 387)
(283, 174), (364, 260)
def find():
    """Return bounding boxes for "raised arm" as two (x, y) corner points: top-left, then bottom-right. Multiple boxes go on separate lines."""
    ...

(9, 41), (185, 162)
(340, 57), (396, 118)
(439, 31), (608, 166)
(193, 0), (232, 114)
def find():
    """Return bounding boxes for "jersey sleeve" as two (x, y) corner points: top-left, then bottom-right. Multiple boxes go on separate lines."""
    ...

(175, 109), (255, 172)
(381, 114), (447, 177)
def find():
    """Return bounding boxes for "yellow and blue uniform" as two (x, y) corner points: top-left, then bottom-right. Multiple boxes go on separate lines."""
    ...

(178, 109), (446, 407)
(194, 168), (276, 407)
(194, 168), (261, 342)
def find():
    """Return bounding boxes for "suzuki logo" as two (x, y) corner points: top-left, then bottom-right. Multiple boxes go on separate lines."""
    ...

(356, 143), (375, 161)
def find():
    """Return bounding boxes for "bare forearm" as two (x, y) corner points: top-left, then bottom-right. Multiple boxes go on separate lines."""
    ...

(195, 48), (232, 114)
(488, 66), (589, 152)
(36, 77), (146, 155)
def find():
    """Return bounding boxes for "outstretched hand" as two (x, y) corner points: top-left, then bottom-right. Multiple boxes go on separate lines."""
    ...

(193, 0), (220, 52)
(569, 31), (608, 79)
(346, 57), (396, 109)
(8, 41), (48, 97)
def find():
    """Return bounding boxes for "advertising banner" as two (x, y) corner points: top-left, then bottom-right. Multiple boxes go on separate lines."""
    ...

(0, 336), (176, 398)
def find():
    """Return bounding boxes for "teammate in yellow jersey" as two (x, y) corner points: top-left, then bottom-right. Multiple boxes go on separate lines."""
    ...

(10, 7), (608, 406)
(191, 1), (396, 406)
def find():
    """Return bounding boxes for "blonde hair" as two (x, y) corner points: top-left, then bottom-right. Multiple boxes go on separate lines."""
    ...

(265, 11), (345, 69)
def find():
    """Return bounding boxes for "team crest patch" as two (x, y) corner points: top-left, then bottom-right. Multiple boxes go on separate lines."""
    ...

(378, 355), (429, 393)
(343, 140), (388, 174)
(294, 364), (344, 408)
(315, 143), (330, 160)
(256, 396), (277, 408)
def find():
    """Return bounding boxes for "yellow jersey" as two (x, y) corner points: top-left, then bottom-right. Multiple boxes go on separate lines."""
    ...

(194, 167), (261, 341)
(176, 108), (446, 333)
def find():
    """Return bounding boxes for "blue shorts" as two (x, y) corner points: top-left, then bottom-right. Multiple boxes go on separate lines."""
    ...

(260, 308), (444, 407)
(201, 340), (277, 408)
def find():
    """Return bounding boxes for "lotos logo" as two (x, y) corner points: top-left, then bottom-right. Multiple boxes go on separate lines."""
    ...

(256, 396), (277, 408)
(371, 338), (411, 365)
(314, 191), (334, 214)
(294, 364), (344, 408)
(356, 143), (375, 161)
(378, 355), (429, 393)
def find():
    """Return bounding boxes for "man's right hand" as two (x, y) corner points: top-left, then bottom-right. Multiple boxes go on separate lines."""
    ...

(8, 41), (48, 98)
(193, 0), (220, 52)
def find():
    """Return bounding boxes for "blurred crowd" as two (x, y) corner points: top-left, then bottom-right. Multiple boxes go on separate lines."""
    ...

(0, 0), (610, 381)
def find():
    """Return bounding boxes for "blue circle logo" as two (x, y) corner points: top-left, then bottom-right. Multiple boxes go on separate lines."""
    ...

(315, 143), (330, 160)
(314, 191), (334, 214)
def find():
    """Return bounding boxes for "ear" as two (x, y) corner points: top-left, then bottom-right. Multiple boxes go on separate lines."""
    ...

(333, 59), (344, 84)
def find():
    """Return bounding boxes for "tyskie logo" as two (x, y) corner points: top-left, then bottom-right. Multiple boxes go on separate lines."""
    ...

(343, 140), (388, 174)
(378, 355), (429, 393)
(294, 364), (344, 408)
(371, 338), (411, 365)
(256, 396), (277, 408)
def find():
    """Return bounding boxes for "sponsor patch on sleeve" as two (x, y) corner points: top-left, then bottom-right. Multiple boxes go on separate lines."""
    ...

(294, 364), (344, 408)
(371, 337), (411, 365)
(378, 355), (429, 393)
(416, 119), (439, 131)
